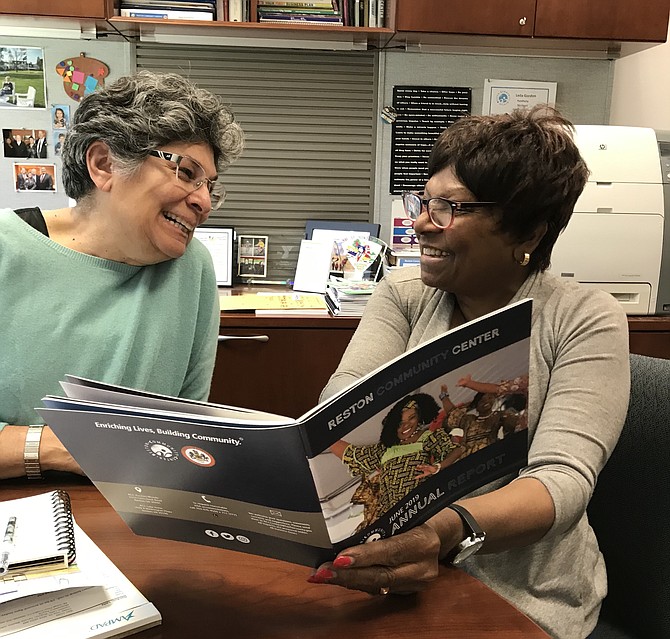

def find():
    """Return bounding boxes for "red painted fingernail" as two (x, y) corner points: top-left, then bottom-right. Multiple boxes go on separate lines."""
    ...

(333, 555), (353, 568)
(307, 568), (336, 584)
(314, 568), (335, 580)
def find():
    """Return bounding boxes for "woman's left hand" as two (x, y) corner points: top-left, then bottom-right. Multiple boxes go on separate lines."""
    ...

(307, 524), (443, 595)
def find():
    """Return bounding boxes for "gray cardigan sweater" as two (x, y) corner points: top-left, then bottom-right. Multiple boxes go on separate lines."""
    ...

(321, 267), (630, 639)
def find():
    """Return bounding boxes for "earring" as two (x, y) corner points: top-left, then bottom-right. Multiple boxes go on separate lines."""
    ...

(518, 252), (530, 267)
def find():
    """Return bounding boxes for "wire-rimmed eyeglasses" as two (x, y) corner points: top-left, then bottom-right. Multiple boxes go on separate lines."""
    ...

(402, 191), (497, 230)
(149, 150), (225, 210)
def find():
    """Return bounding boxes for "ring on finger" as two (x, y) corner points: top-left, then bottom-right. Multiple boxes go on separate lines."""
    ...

(379, 587), (390, 596)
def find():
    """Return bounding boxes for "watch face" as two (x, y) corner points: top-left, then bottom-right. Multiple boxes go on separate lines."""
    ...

(452, 536), (485, 565)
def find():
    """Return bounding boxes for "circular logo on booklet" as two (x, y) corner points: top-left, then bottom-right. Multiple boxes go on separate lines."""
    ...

(362, 528), (386, 543)
(181, 446), (216, 467)
(144, 440), (179, 461)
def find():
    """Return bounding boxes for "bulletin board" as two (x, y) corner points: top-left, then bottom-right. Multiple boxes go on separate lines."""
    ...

(0, 36), (130, 211)
(389, 85), (471, 195)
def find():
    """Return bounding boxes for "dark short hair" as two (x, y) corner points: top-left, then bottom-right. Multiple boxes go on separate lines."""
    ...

(380, 393), (440, 447)
(428, 107), (589, 272)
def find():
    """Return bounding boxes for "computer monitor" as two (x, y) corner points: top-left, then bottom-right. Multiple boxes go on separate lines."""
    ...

(193, 225), (235, 287)
(304, 219), (380, 240)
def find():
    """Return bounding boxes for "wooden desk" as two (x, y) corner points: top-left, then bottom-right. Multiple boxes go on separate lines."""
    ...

(213, 313), (359, 417)
(211, 311), (670, 417)
(3, 479), (550, 639)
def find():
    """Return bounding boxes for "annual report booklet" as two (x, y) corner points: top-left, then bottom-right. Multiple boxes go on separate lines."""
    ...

(38, 299), (532, 568)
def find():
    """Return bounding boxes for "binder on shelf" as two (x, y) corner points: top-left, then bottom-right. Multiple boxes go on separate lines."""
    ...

(229, 0), (243, 21)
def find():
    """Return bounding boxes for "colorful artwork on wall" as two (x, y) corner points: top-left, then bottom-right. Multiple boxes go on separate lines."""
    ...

(55, 53), (109, 102)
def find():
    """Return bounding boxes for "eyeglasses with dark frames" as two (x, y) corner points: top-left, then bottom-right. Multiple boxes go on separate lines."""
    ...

(402, 191), (497, 230)
(149, 150), (225, 210)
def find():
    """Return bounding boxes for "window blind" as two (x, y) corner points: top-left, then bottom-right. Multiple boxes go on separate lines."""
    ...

(136, 44), (377, 282)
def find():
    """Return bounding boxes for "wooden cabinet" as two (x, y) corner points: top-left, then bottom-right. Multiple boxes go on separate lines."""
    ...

(210, 314), (358, 418)
(628, 316), (670, 360)
(394, 0), (670, 42)
(534, 0), (670, 42)
(395, 0), (535, 37)
(0, 0), (115, 19)
(209, 314), (669, 419)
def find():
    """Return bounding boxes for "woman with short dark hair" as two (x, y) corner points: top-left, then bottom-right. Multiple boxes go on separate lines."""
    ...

(311, 107), (629, 639)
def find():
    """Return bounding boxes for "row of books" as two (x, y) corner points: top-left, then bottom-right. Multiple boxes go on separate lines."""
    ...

(119, 0), (217, 20)
(119, 0), (386, 26)
(258, 0), (343, 26)
(257, 0), (385, 27)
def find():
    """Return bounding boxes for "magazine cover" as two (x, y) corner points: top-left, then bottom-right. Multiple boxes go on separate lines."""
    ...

(39, 299), (531, 567)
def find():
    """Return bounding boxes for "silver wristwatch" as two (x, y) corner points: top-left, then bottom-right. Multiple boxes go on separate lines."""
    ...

(24, 425), (44, 479)
(446, 503), (486, 565)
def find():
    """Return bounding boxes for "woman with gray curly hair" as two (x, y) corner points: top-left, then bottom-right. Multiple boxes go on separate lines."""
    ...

(0, 70), (244, 479)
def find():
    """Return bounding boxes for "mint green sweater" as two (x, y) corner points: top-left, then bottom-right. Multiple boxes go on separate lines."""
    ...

(0, 209), (220, 428)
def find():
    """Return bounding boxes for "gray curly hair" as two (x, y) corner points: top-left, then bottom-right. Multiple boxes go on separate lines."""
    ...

(61, 70), (244, 202)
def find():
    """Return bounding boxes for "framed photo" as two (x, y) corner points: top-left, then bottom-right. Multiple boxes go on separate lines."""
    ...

(0, 46), (46, 108)
(193, 225), (235, 287)
(14, 162), (57, 192)
(3, 128), (49, 159)
(238, 235), (268, 278)
(51, 104), (70, 130)
(53, 131), (67, 156)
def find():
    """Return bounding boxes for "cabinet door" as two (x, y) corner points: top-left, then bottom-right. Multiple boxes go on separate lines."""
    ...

(0, 0), (114, 19)
(395, 0), (535, 36)
(210, 327), (355, 419)
(535, 0), (670, 41)
(628, 318), (670, 360)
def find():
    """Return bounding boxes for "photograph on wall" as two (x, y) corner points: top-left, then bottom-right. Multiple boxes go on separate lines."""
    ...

(193, 225), (235, 287)
(51, 104), (70, 130)
(0, 46), (46, 108)
(53, 131), (67, 155)
(14, 162), (57, 192)
(238, 234), (268, 277)
(3, 128), (49, 159)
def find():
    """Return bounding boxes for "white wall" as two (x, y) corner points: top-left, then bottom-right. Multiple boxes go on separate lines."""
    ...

(610, 22), (670, 129)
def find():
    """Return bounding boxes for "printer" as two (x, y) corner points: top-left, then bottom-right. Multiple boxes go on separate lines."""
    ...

(550, 125), (670, 315)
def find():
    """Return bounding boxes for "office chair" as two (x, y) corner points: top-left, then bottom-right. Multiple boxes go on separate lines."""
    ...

(587, 354), (670, 639)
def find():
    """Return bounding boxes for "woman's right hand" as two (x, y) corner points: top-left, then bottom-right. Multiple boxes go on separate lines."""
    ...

(308, 523), (449, 595)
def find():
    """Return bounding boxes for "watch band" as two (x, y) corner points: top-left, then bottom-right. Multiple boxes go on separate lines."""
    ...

(447, 503), (485, 537)
(24, 425), (44, 479)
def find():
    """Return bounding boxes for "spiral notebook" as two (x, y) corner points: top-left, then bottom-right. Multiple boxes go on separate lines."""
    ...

(0, 490), (76, 576)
